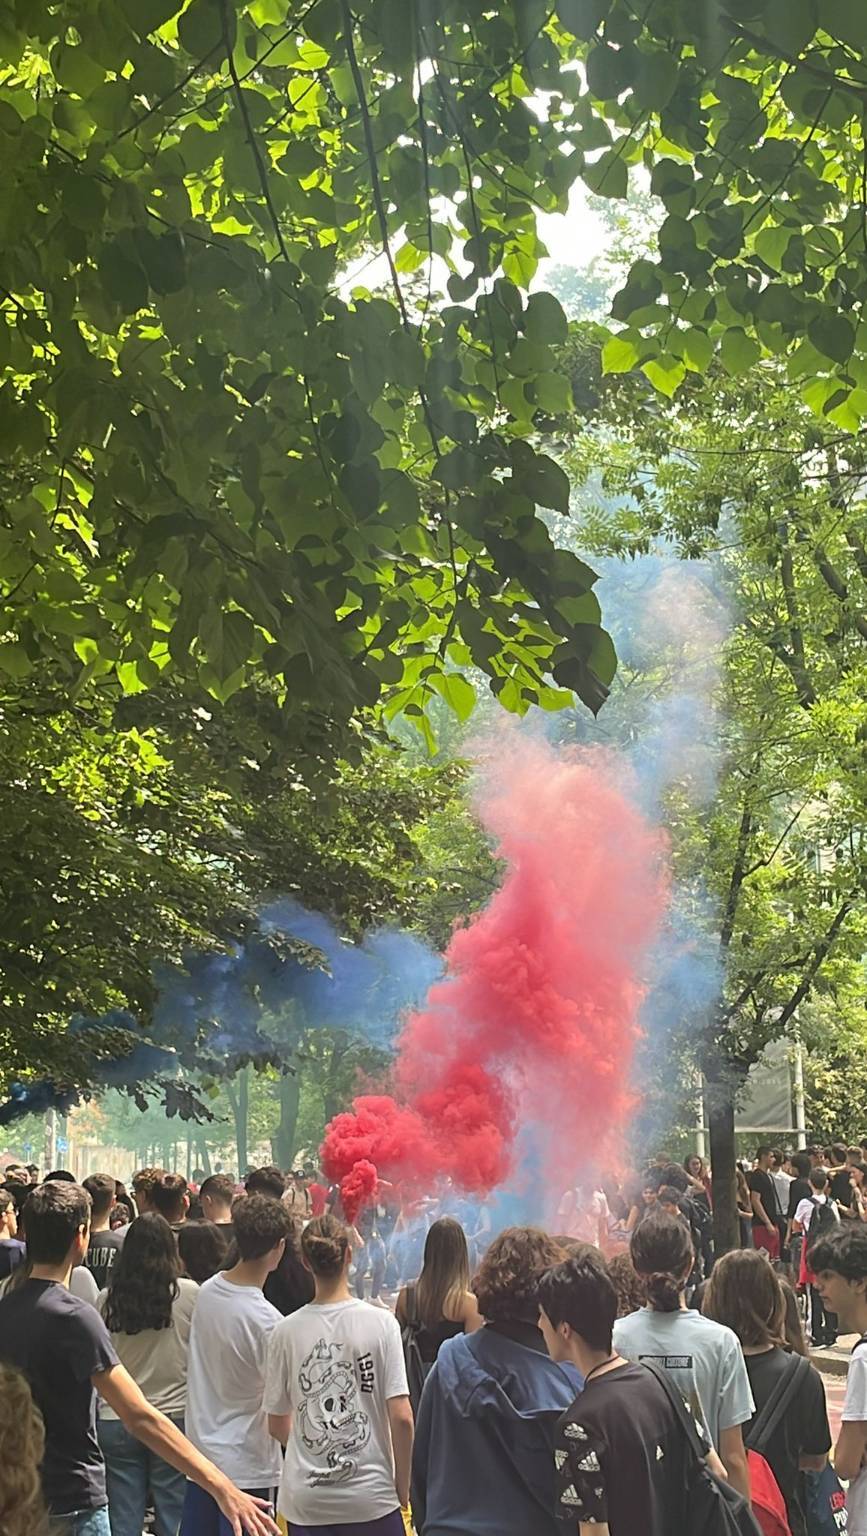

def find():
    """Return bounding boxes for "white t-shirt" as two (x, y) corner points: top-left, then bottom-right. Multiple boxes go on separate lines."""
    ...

(794, 1193), (841, 1230)
(98, 1277), (198, 1419)
(613, 1306), (754, 1451)
(186, 1273), (283, 1487)
(843, 1341), (867, 1535)
(557, 1188), (610, 1245)
(771, 1169), (793, 1209)
(264, 1298), (408, 1524)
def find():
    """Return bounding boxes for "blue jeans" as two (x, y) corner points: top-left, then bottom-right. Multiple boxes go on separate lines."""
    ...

(180, 1481), (276, 1536)
(98, 1414), (186, 1536)
(49, 1510), (111, 1536)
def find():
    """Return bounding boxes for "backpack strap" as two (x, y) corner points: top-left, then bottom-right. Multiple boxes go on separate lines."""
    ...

(405, 1282), (418, 1327)
(640, 1359), (708, 1464)
(744, 1352), (810, 1455)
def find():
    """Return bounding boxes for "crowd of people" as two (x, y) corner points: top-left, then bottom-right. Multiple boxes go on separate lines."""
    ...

(1, 1144), (867, 1536)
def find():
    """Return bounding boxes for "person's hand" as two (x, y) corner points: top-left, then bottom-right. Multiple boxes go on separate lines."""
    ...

(215, 1483), (279, 1536)
(766, 1222), (775, 1235)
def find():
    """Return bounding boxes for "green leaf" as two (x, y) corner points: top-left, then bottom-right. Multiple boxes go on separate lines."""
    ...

(433, 447), (485, 490)
(533, 372), (573, 414)
(517, 454), (571, 513)
(177, 0), (232, 57)
(761, 0), (818, 53)
(524, 291), (569, 344)
(99, 242), (149, 314)
(808, 312), (855, 366)
(601, 333), (641, 374)
(555, 0), (607, 39)
(719, 327), (761, 376)
(582, 150), (628, 199)
(631, 50), (679, 110)
(680, 328), (713, 372)
(641, 354), (686, 397)
(585, 43), (635, 100)
(0, 642), (33, 679)
(430, 671), (476, 722)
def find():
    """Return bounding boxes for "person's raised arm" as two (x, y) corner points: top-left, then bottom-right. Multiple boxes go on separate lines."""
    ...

(718, 1424), (750, 1502)
(387, 1395), (414, 1510)
(94, 1364), (278, 1536)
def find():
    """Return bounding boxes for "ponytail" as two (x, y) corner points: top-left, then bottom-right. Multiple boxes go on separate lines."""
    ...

(630, 1211), (693, 1312)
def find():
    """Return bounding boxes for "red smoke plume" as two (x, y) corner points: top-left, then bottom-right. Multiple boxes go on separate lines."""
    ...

(322, 736), (668, 1220)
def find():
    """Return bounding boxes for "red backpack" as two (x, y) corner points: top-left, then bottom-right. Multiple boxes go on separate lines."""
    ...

(744, 1353), (811, 1536)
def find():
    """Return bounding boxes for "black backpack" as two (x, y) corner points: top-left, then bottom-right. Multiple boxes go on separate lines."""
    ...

(400, 1284), (433, 1415)
(642, 1361), (764, 1536)
(806, 1197), (838, 1253)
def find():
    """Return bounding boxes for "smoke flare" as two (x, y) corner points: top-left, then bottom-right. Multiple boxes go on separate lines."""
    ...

(322, 734), (669, 1219)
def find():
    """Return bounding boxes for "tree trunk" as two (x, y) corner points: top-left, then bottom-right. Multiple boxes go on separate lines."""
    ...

(229, 1065), (250, 1177)
(273, 1071), (300, 1170)
(195, 1135), (212, 1177)
(706, 1077), (740, 1256)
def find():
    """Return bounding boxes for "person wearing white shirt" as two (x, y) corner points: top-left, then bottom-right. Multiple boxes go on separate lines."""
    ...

(793, 1167), (840, 1347)
(264, 1213), (413, 1536)
(180, 1194), (293, 1536)
(811, 1225), (867, 1536)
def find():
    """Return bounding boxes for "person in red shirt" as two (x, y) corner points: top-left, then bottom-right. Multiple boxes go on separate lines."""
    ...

(304, 1165), (327, 1218)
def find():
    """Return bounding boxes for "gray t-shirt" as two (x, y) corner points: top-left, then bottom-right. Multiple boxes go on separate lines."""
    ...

(613, 1306), (754, 1451)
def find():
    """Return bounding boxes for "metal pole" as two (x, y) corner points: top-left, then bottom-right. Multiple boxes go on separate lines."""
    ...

(792, 1039), (807, 1149)
(44, 1107), (56, 1171)
(695, 1072), (707, 1160)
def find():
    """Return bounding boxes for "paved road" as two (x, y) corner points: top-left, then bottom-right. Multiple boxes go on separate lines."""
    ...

(820, 1365), (848, 1442)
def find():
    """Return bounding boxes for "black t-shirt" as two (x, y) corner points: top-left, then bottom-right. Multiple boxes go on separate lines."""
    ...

(0, 1279), (118, 1514)
(85, 1228), (125, 1291)
(0, 1237), (26, 1279)
(748, 1168), (779, 1223)
(745, 1348), (830, 1536)
(788, 1177), (812, 1221)
(554, 1362), (688, 1535)
(830, 1170), (853, 1208)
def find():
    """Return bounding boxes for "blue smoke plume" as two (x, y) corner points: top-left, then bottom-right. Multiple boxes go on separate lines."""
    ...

(0, 907), (442, 1123)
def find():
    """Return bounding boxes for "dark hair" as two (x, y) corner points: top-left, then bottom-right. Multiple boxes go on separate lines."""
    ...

(607, 1251), (646, 1317)
(832, 1145), (848, 1165)
(265, 1220), (315, 1314)
(177, 1220), (228, 1283)
(657, 1185), (684, 1208)
(44, 1170), (76, 1183)
(809, 1167), (828, 1192)
(150, 1173), (188, 1224)
(630, 1211), (693, 1312)
(200, 1174), (235, 1207)
(244, 1165), (286, 1200)
(473, 1226), (565, 1325)
(415, 1218), (471, 1329)
(851, 1164), (867, 1183)
(112, 1194), (135, 1228)
(810, 1224), (867, 1281)
(655, 1163), (688, 1194)
(769, 1147), (784, 1165)
(301, 1213), (351, 1279)
(684, 1154), (706, 1176)
(756, 1146), (771, 1161)
(22, 1181), (90, 1264)
(791, 1152), (811, 1180)
(703, 1249), (785, 1349)
(537, 1251), (617, 1351)
(0, 1188), (15, 1218)
(102, 1214), (179, 1334)
(83, 1173), (116, 1221)
(132, 1166), (165, 1199)
(232, 1194), (292, 1260)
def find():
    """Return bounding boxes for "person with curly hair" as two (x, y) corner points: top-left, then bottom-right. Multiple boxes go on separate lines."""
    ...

(98, 1214), (199, 1536)
(410, 1227), (581, 1536)
(0, 1363), (49, 1536)
(606, 1250), (645, 1318)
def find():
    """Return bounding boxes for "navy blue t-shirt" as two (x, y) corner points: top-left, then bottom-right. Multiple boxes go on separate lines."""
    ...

(0, 1279), (118, 1514)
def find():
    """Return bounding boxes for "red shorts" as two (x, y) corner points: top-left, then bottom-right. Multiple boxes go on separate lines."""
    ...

(752, 1225), (780, 1260)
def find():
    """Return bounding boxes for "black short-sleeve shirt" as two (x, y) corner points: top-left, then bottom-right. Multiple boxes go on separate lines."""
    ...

(0, 1279), (118, 1514)
(787, 1177), (812, 1221)
(554, 1362), (688, 1535)
(748, 1168), (779, 1223)
(85, 1228), (125, 1291)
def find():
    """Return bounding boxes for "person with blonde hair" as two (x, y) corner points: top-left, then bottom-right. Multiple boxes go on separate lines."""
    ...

(0, 1363), (49, 1536)
(396, 1217), (481, 1409)
(704, 1249), (829, 1536)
